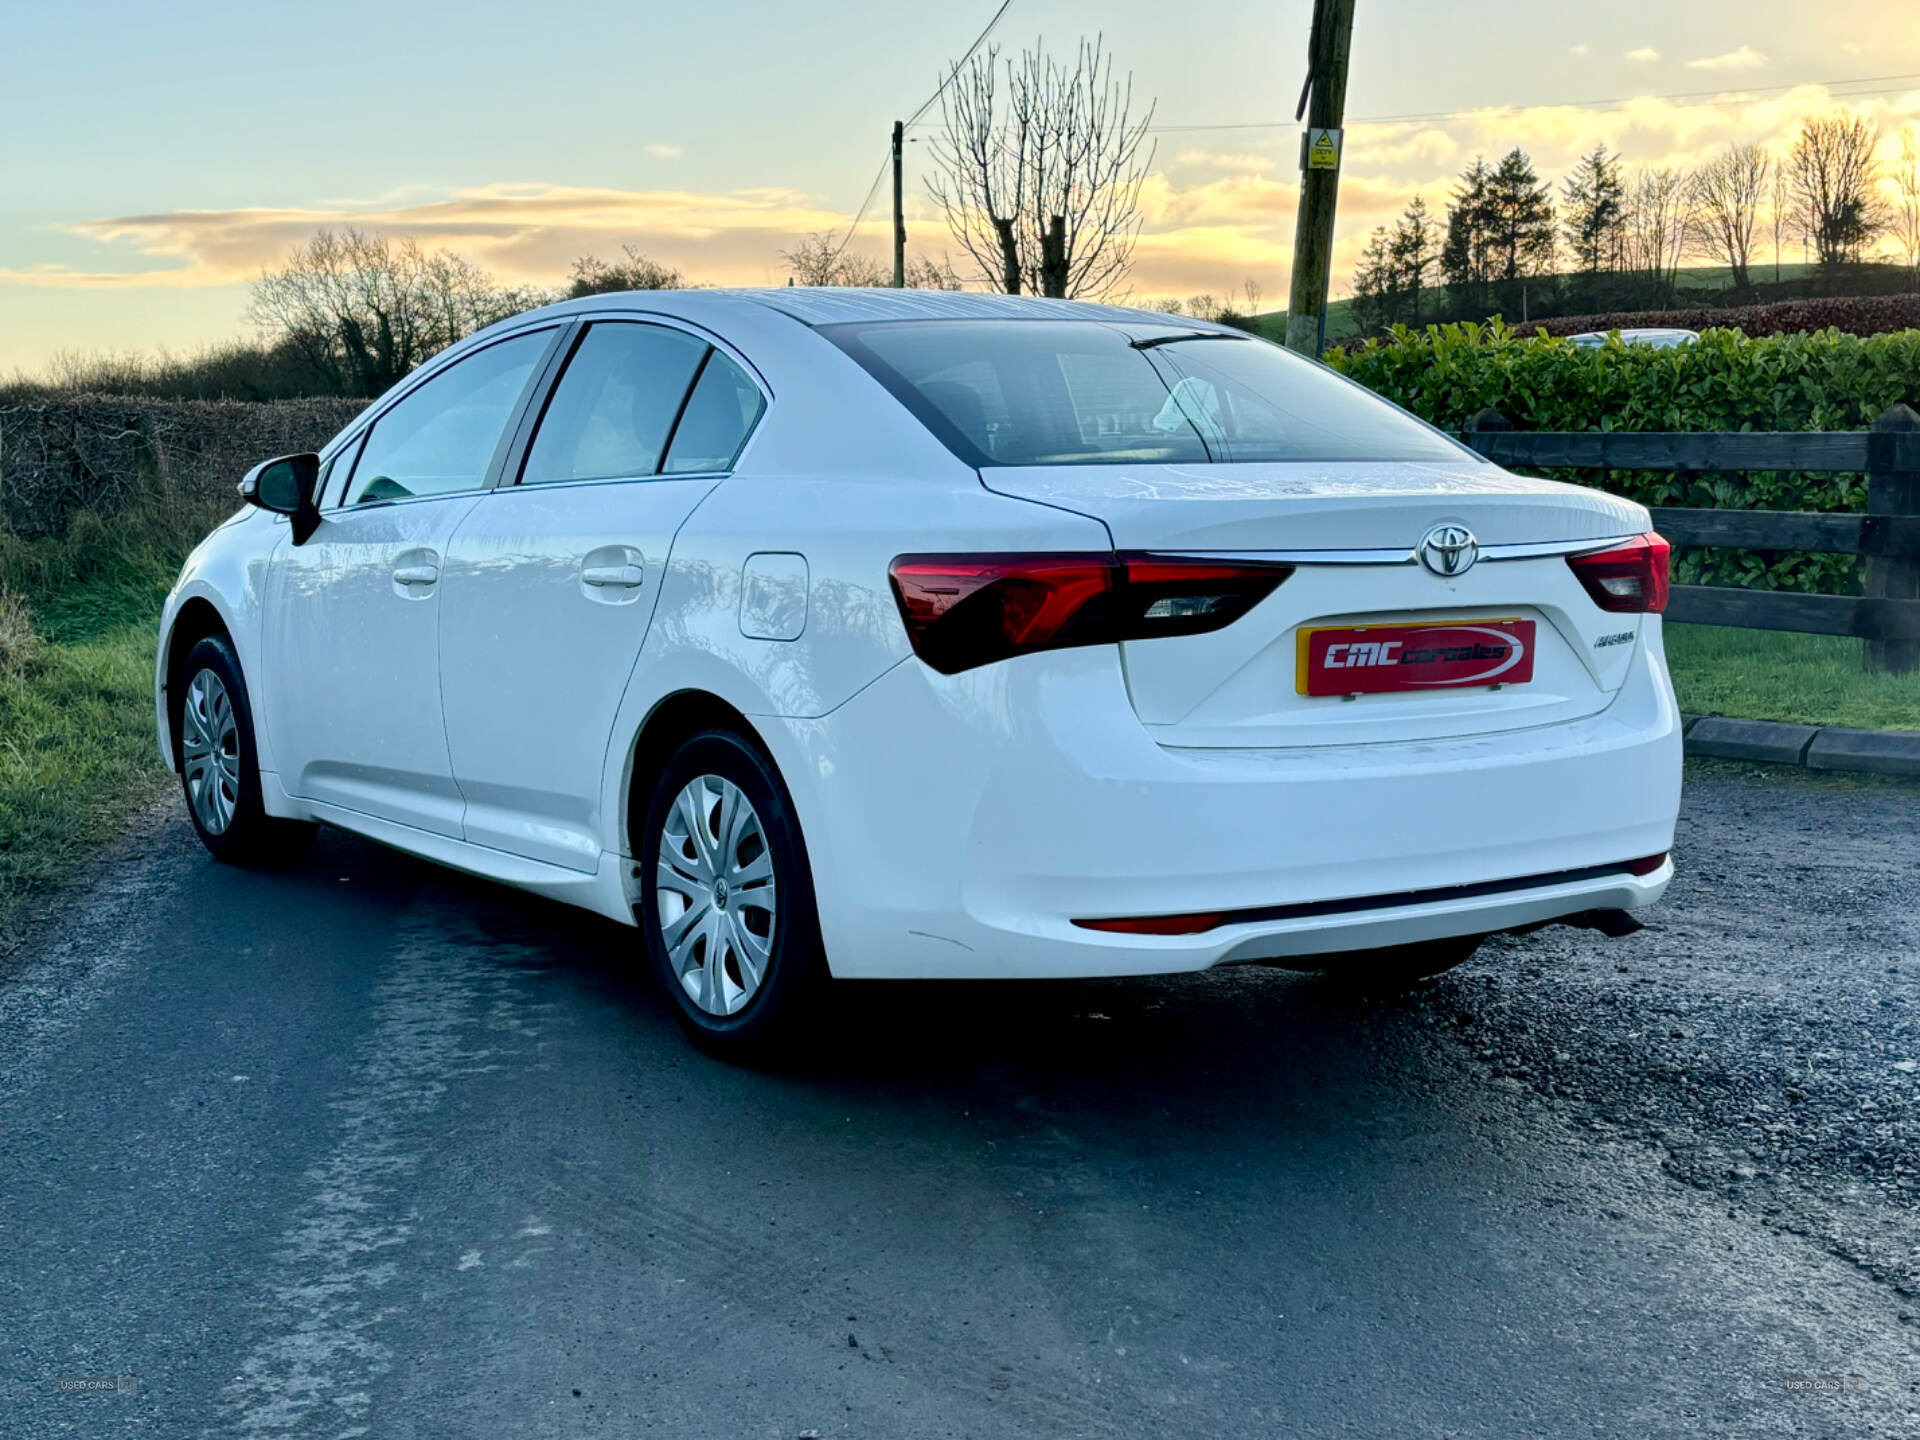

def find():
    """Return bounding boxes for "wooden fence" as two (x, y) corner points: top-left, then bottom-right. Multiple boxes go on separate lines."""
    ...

(1459, 403), (1920, 675)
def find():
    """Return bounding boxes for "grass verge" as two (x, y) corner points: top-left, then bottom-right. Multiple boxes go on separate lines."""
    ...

(1664, 623), (1920, 731)
(0, 515), (194, 946)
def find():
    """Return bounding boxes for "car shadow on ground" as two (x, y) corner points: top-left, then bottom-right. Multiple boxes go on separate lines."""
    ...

(299, 823), (1499, 1144)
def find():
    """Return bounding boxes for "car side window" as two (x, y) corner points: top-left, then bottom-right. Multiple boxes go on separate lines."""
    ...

(663, 351), (767, 474)
(325, 431), (366, 507)
(341, 331), (551, 507)
(520, 322), (710, 485)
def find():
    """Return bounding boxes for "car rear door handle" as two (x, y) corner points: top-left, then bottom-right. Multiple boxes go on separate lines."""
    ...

(393, 564), (439, 586)
(582, 563), (645, 589)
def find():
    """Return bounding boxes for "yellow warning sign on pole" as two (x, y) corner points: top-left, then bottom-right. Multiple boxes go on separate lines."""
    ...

(1306, 127), (1342, 171)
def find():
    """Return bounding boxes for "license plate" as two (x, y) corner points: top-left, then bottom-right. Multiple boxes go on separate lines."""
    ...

(1296, 618), (1536, 696)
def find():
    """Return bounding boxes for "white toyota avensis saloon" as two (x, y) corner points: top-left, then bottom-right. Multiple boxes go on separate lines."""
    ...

(157, 289), (1681, 1053)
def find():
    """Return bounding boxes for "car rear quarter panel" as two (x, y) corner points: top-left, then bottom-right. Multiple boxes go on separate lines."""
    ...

(601, 468), (1114, 923)
(595, 304), (1119, 879)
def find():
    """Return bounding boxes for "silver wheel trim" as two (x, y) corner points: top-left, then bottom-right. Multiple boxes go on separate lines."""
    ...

(656, 774), (778, 1017)
(181, 668), (240, 835)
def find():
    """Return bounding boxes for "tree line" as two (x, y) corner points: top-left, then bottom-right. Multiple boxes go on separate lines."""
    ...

(1351, 113), (1920, 336)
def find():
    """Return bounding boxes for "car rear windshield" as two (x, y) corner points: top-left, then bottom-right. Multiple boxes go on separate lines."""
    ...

(822, 319), (1465, 467)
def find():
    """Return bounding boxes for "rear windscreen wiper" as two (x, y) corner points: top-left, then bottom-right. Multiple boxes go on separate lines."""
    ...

(1129, 332), (1253, 351)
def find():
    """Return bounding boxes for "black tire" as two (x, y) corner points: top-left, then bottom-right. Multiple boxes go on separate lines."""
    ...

(637, 728), (825, 1058)
(1288, 933), (1486, 991)
(173, 635), (317, 867)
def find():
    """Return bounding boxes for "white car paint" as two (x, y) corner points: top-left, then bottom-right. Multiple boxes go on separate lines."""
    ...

(157, 289), (1680, 980)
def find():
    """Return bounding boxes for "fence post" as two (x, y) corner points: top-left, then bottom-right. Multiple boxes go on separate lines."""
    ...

(1865, 403), (1920, 676)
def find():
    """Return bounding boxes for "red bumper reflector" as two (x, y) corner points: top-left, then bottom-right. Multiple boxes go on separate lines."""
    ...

(1071, 913), (1229, 937)
(1624, 851), (1669, 876)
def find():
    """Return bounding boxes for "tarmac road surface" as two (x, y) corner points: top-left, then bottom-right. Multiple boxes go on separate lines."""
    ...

(3, 762), (1917, 1437)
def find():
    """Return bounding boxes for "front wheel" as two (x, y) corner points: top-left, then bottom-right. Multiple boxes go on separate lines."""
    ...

(175, 635), (316, 867)
(638, 728), (825, 1058)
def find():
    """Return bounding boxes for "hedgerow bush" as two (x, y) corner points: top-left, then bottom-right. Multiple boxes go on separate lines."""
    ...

(1467, 294), (1920, 343)
(1329, 321), (1920, 595)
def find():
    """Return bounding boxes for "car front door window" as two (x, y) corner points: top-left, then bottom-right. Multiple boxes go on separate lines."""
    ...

(342, 331), (553, 506)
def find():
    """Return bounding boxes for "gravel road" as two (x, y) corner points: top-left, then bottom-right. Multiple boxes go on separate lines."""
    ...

(3, 762), (1917, 1437)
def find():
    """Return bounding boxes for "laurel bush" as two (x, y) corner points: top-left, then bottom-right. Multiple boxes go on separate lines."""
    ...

(1329, 321), (1920, 595)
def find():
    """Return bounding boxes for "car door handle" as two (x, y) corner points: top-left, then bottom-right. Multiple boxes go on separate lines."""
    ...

(393, 564), (439, 586)
(581, 564), (645, 589)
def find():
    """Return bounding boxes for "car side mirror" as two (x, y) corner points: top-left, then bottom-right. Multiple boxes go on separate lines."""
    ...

(239, 453), (322, 544)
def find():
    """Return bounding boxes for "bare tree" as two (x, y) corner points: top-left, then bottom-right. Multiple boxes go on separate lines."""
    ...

(780, 232), (892, 287)
(566, 245), (684, 297)
(1622, 166), (1692, 308)
(1893, 128), (1920, 288)
(780, 234), (967, 290)
(1789, 114), (1890, 268)
(1687, 142), (1770, 291)
(250, 228), (543, 397)
(904, 253), (968, 290)
(927, 36), (1156, 298)
(1770, 156), (1792, 282)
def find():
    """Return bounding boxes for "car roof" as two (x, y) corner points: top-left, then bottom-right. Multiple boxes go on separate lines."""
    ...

(520, 286), (1220, 332)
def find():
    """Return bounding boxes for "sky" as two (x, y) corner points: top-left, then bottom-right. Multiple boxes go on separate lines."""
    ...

(2, 0), (1917, 372)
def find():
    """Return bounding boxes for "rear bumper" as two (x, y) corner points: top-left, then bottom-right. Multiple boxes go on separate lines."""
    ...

(773, 634), (1682, 980)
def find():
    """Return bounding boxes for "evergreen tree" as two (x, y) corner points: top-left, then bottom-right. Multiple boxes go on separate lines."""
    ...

(1350, 225), (1396, 335)
(1389, 196), (1439, 326)
(1351, 197), (1442, 335)
(1483, 147), (1557, 282)
(1442, 158), (1496, 314)
(1561, 145), (1626, 274)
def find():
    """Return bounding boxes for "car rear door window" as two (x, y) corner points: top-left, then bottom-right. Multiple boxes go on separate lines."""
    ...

(662, 351), (766, 474)
(520, 322), (709, 485)
(341, 331), (551, 506)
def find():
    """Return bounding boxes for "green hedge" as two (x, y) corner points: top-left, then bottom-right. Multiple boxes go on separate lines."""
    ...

(1328, 321), (1920, 595)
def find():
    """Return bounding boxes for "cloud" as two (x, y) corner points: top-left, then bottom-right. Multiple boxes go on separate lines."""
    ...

(1173, 149), (1278, 173)
(28, 185), (864, 292)
(9, 82), (1919, 311)
(1686, 45), (1768, 71)
(1625, 47), (1660, 63)
(644, 143), (684, 159)
(1570, 44), (1589, 57)
(1346, 124), (1459, 170)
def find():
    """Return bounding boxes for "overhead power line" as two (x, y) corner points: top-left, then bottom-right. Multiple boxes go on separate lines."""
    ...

(906, 0), (1016, 127)
(828, 0), (1016, 262)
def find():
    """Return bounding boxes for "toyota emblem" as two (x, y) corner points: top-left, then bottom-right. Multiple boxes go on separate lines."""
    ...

(1418, 524), (1479, 578)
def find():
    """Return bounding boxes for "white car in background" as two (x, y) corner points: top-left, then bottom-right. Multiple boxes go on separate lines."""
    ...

(1567, 328), (1699, 349)
(156, 290), (1681, 1055)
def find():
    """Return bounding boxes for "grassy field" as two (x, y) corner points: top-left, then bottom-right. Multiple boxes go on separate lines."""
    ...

(1663, 623), (1920, 731)
(1250, 260), (1840, 345)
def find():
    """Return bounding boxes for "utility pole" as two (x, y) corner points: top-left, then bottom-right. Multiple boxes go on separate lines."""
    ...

(891, 120), (906, 288)
(1284, 0), (1356, 356)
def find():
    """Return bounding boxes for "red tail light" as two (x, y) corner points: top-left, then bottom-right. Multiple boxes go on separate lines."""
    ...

(1567, 533), (1670, 614)
(888, 553), (1293, 675)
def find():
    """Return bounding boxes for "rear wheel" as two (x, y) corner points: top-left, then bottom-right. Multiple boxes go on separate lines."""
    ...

(638, 729), (824, 1058)
(175, 635), (316, 867)
(1289, 934), (1485, 990)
